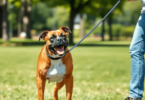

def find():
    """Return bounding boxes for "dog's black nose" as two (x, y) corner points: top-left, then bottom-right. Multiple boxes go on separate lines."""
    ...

(57, 38), (62, 42)
(56, 37), (64, 42)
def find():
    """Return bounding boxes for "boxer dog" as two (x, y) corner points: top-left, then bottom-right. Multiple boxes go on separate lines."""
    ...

(36, 27), (73, 100)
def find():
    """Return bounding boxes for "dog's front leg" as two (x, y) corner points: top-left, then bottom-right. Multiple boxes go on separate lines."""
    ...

(53, 80), (65, 100)
(36, 76), (46, 100)
(65, 75), (73, 100)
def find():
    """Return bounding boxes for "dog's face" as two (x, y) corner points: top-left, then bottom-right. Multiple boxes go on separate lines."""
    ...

(39, 27), (70, 55)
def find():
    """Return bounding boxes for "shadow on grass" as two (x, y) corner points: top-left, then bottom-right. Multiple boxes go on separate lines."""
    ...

(70, 44), (129, 47)
(0, 41), (130, 47)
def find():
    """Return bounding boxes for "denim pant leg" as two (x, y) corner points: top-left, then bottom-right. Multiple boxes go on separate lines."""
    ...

(129, 13), (145, 100)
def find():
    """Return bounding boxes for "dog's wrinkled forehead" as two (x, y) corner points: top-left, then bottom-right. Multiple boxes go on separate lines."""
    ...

(48, 30), (60, 37)
(39, 27), (70, 41)
(48, 30), (66, 38)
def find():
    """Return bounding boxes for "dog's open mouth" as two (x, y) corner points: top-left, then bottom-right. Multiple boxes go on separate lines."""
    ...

(54, 46), (64, 55)
(49, 43), (68, 56)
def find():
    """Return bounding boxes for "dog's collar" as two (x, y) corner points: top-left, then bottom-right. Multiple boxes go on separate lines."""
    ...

(45, 47), (66, 60)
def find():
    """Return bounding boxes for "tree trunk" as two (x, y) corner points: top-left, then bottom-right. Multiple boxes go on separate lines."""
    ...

(26, 0), (32, 38)
(80, 14), (85, 38)
(23, 0), (27, 33)
(69, 0), (77, 45)
(108, 18), (113, 41)
(17, 8), (22, 37)
(0, 1), (2, 38)
(2, 0), (9, 41)
(22, 0), (32, 39)
(101, 20), (105, 41)
(69, 11), (75, 45)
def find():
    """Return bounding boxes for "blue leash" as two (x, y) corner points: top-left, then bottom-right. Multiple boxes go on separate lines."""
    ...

(45, 0), (122, 60)
(65, 0), (122, 54)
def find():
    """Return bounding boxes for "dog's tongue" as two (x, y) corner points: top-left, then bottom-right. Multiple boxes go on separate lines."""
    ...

(55, 46), (64, 54)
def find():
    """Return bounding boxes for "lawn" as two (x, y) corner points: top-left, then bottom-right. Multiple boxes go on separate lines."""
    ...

(0, 37), (131, 46)
(0, 45), (144, 100)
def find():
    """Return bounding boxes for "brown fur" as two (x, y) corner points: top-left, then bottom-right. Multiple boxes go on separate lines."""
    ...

(36, 27), (73, 100)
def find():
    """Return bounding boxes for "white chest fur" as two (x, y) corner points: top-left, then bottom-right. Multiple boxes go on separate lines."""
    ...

(46, 59), (66, 82)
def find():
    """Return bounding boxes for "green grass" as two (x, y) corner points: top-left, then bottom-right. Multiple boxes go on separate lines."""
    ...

(0, 37), (131, 46)
(0, 46), (145, 100)
(74, 38), (131, 45)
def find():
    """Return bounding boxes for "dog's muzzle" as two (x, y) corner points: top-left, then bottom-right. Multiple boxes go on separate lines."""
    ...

(49, 36), (68, 55)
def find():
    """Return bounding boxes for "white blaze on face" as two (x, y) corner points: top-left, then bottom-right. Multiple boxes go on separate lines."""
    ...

(56, 30), (60, 37)
(56, 32), (59, 37)
(54, 31), (64, 55)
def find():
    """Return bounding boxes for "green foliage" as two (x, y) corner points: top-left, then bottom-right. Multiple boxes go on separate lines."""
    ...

(55, 7), (69, 29)
(43, 0), (69, 7)
(31, 2), (53, 30)
(74, 28), (80, 38)
(7, 1), (19, 31)
(111, 24), (135, 39)
(112, 24), (123, 37)
(8, 0), (21, 8)
(83, 17), (109, 37)
(8, 0), (40, 8)
(31, 2), (69, 31)
(114, 0), (141, 25)
(5, 0), (141, 40)
(122, 25), (135, 37)
(84, 15), (97, 34)
(82, 0), (125, 17)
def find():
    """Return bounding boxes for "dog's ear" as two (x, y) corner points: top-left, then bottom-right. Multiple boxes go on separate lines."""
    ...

(39, 31), (49, 41)
(60, 27), (71, 35)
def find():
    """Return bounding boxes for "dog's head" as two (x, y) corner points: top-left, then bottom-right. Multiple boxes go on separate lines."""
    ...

(39, 27), (70, 56)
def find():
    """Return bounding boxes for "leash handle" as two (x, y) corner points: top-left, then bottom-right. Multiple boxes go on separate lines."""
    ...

(65, 0), (121, 54)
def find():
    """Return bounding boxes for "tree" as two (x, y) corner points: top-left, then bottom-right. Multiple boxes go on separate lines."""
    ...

(10, 0), (39, 37)
(17, 0), (24, 37)
(10, 0), (32, 38)
(108, 15), (113, 41)
(115, 0), (141, 25)
(80, 14), (85, 38)
(44, 0), (91, 44)
(107, 0), (125, 41)
(69, 0), (90, 44)
(31, 2), (54, 30)
(22, 0), (32, 38)
(81, 0), (125, 41)
(67, 0), (91, 44)
(2, 0), (9, 41)
(0, 1), (2, 38)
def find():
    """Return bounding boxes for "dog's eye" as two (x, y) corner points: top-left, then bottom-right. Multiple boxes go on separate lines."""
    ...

(50, 37), (55, 39)
(53, 34), (56, 37)
(50, 34), (56, 39)
(49, 37), (56, 42)
(61, 33), (66, 37)
(49, 34), (56, 42)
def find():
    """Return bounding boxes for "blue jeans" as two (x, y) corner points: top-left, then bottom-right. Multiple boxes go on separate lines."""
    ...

(129, 13), (145, 100)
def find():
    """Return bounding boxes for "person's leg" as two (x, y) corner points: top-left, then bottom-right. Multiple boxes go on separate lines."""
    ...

(129, 13), (145, 100)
